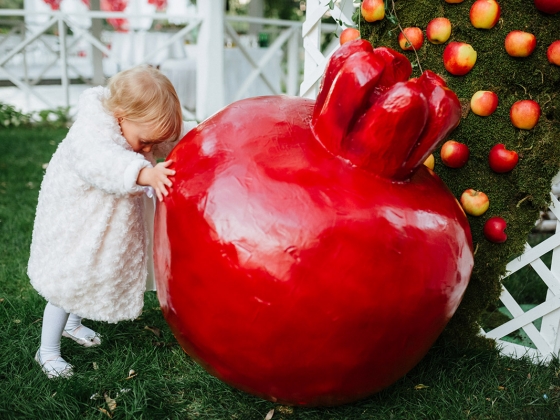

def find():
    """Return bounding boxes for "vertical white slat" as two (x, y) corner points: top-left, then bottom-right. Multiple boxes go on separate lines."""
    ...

(540, 220), (560, 352)
(300, 0), (323, 98)
(57, 16), (69, 108)
(286, 28), (299, 96)
(197, 0), (225, 120)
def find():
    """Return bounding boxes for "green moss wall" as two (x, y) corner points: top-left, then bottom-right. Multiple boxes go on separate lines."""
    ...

(359, 0), (560, 346)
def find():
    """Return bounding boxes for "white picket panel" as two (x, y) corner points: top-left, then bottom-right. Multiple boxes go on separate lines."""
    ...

(483, 194), (560, 363)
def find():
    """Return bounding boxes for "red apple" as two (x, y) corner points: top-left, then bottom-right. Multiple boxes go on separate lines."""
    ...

(470, 90), (498, 116)
(460, 189), (490, 216)
(483, 216), (508, 243)
(426, 18), (452, 44)
(441, 140), (469, 168)
(510, 99), (541, 130)
(548, 40), (560, 65)
(398, 27), (424, 51)
(340, 28), (361, 45)
(505, 31), (537, 57)
(443, 42), (477, 76)
(361, 0), (385, 22)
(470, 0), (501, 29)
(488, 144), (519, 173)
(534, 0), (560, 14)
(423, 153), (435, 170)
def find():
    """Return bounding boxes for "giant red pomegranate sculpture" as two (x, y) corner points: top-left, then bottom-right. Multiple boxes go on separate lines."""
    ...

(154, 40), (473, 406)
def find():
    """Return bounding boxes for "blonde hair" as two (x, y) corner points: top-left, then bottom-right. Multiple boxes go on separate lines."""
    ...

(103, 65), (183, 142)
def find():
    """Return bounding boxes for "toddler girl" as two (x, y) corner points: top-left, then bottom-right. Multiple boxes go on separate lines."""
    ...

(28, 65), (196, 378)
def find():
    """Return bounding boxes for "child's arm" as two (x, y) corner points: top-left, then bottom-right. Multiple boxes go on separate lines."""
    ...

(65, 122), (152, 196)
(136, 160), (176, 202)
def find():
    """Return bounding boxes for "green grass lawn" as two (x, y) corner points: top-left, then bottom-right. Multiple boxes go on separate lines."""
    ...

(2, 127), (560, 419)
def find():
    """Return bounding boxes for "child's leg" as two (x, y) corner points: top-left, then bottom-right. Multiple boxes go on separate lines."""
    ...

(35, 302), (73, 378)
(63, 313), (101, 347)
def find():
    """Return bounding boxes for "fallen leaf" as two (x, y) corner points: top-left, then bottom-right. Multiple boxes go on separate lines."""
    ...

(93, 362), (99, 370)
(125, 369), (137, 380)
(144, 325), (161, 337)
(264, 409), (275, 420)
(414, 384), (429, 390)
(117, 388), (131, 397)
(104, 393), (117, 412)
(498, 386), (505, 390)
(277, 406), (294, 415)
(528, 373), (532, 379)
(98, 407), (112, 418)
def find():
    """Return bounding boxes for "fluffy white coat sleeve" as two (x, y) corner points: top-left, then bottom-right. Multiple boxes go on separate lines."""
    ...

(64, 87), (151, 196)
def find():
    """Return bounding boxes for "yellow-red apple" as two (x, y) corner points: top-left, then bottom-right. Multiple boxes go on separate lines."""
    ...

(505, 30), (537, 57)
(470, 0), (501, 29)
(460, 189), (489, 216)
(423, 154), (435, 170)
(470, 90), (498, 116)
(340, 28), (360, 45)
(426, 18), (452, 44)
(488, 144), (519, 173)
(398, 27), (424, 51)
(441, 140), (469, 168)
(534, 0), (560, 14)
(443, 42), (477, 76)
(484, 216), (507, 243)
(547, 40), (560, 65)
(510, 100), (541, 130)
(361, 0), (385, 22)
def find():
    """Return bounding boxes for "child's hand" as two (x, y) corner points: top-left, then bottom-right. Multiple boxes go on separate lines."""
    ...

(137, 160), (176, 201)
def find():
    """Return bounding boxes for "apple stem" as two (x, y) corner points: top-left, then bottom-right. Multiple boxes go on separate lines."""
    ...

(390, 0), (423, 73)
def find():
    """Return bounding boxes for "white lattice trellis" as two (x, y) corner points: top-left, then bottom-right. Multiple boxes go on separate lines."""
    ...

(482, 193), (560, 363)
(300, 0), (355, 98)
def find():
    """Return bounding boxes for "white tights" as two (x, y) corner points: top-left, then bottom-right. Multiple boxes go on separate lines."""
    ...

(40, 302), (70, 360)
(40, 302), (100, 359)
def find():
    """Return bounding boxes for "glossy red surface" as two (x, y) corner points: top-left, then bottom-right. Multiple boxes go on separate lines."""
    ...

(154, 41), (474, 406)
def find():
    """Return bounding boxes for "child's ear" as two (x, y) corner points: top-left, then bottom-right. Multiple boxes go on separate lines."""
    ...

(113, 108), (125, 121)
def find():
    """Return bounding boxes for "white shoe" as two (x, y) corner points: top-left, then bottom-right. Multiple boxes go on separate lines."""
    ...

(62, 325), (102, 348)
(35, 350), (73, 379)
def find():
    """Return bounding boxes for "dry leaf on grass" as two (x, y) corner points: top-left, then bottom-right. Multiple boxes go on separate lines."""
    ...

(93, 362), (98, 370)
(414, 384), (429, 390)
(104, 393), (117, 412)
(277, 406), (294, 415)
(98, 407), (112, 418)
(264, 408), (275, 420)
(125, 369), (137, 380)
(144, 325), (161, 337)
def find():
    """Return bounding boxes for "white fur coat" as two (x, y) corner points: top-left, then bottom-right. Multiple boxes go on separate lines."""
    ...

(28, 86), (195, 322)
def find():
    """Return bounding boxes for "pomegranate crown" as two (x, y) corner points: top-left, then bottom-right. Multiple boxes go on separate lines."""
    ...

(311, 40), (461, 180)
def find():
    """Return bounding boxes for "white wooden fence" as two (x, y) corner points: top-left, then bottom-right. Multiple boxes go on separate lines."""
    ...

(0, 0), (343, 120)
